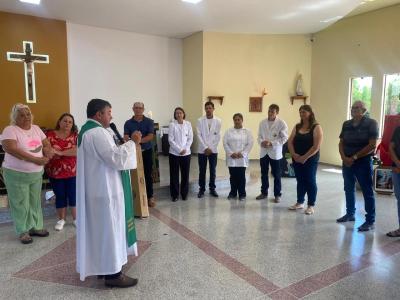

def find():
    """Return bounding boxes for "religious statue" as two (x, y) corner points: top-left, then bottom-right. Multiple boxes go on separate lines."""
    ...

(7, 41), (49, 103)
(296, 74), (304, 96)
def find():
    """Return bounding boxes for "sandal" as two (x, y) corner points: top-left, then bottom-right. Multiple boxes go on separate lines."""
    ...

(386, 229), (400, 237)
(19, 232), (33, 244)
(29, 229), (49, 237)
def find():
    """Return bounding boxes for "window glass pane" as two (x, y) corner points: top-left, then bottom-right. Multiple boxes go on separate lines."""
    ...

(349, 77), (373, 119)
(384, 74), (400, 115)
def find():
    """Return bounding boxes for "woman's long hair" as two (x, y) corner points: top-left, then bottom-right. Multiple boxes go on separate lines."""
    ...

(296, 104), (317, 130)
(55, 113), (78, 133)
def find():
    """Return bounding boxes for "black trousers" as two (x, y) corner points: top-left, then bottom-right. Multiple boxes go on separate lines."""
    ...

(169, 154), (191, 199)
(142, 148), (154, 198)
(228, 167), (246, 197)
(260, 154), (282, 196)
(198, 153), (218, 192)
(104, 271), (121, 279)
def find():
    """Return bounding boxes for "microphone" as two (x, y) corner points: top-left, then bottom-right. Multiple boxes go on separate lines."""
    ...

(109, 122), (124, 144)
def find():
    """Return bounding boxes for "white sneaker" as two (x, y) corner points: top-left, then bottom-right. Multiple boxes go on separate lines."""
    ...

(55, 219), (66, 231)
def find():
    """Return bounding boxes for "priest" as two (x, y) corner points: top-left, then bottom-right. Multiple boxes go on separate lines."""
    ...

(76, 98), (141, 288)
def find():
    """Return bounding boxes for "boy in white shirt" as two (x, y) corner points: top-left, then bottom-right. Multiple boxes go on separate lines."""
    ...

(256, 104), (288, 202)
(196, 102), (221, 198)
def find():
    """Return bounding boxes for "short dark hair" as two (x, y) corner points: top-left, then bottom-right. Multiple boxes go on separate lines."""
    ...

(174, 107), (186, 120)
(55, 113), (78, 133)
(87, 98), (111, 118)
(268, 104), (279, 113)
(204, 101), (214, 109)
(233, 113), (243, 121)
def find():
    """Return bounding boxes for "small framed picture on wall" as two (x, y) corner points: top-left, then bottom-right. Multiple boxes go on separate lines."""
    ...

(249, 97), (262, 112)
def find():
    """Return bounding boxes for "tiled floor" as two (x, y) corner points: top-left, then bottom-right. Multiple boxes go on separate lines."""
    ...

(1, 156), (400, 299)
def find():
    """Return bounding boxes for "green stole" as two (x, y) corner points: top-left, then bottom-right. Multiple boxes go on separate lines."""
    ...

(78, 119), (137, 248)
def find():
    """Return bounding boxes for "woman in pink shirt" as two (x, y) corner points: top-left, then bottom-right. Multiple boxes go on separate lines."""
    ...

(1, 104), (54, 244)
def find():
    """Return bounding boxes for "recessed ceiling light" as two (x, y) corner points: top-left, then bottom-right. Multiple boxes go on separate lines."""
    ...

(19, 0), (41, 4)
(320, 16), (343, 23)
(182, 0), (203, 4)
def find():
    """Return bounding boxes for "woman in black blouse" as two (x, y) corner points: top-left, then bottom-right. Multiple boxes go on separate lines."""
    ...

(287, 105), (323, 215)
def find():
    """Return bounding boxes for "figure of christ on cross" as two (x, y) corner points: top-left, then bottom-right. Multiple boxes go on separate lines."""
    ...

(7, 41), (50, 103)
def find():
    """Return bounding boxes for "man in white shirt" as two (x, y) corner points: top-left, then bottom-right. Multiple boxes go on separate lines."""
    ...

(76, 98), (141, 288)
(196, 101), (222, 198)
(256, 104), (288, 202)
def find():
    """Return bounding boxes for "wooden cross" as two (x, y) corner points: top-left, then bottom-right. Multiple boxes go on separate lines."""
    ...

(7, 41), (50, 104)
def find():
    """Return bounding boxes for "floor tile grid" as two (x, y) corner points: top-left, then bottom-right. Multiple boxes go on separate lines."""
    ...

(12, 238), (152, 290)
(151, 207), (400, 300)
(150, 207), (284, 295)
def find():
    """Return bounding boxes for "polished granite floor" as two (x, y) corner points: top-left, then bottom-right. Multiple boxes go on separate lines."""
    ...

(1, 156), (400, 300)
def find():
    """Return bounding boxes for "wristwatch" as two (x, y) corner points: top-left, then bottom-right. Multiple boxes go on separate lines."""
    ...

(352, 154), (358, 160)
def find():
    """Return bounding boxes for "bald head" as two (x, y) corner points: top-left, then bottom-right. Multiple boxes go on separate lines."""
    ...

(133, 102), (144, 109)
(352, 100), (367, 113)
(132, 101), (145, 118)
(351, 100), (368, 120)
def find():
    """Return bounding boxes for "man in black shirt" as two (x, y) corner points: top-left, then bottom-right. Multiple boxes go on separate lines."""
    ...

(337, 101), (378, 231)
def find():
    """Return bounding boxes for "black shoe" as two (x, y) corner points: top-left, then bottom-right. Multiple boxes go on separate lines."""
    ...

(227, 194), (236, 200)
(182, 196), (187, 201)
(172, 197), (178, 202)
(210, 190), (219, 197)
(197, 191), (205, 198)
(256, 193), (267, 200)
(336, 214), (355, 223)
(239, 196), (246, 201)
(29, 229), (49, 237)
(104, 274), (138, 288)
(358, 222), (374, 232)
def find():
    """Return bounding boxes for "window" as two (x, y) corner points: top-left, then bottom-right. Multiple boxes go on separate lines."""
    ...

(380, 73), (400, 135)
(348, 77), (373, 119)
(383, 74), (400, 115)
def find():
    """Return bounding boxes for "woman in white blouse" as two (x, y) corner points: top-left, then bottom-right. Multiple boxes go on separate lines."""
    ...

(168, 107), (194, 201)
(223, 113), (254, 200)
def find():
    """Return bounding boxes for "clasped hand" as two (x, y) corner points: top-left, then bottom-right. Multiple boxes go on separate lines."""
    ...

(230, 152), (243, 159)
(130, 131), (142, 144)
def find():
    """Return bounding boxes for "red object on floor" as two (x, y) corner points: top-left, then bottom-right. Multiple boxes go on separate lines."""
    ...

(377, 115), (400, 166)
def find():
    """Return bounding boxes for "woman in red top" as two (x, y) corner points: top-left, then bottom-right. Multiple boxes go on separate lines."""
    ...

(45, 113), (78, 231)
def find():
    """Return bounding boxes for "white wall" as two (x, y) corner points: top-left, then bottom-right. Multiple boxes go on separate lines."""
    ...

(67, 23), (182, 132)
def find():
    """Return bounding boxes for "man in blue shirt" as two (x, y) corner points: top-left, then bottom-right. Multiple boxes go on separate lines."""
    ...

(124, 102), (155, 207)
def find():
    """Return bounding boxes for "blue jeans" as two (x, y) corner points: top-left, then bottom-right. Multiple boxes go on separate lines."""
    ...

(342, 156), (375, 223)
(392, 170), (400, 226)
(293, 155), (319, 206)
(260, 154), (282, 196)
(49, 176), (76, 208)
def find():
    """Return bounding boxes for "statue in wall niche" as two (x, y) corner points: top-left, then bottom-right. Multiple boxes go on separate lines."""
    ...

(296, 74), (304, 96)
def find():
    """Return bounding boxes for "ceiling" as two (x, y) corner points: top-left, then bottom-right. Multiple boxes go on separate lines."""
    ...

(347, 0), (400, 17)
(0, 0), (399, 38)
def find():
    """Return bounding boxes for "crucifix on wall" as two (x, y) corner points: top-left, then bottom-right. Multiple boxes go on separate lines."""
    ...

(7, 41), (50, 104)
